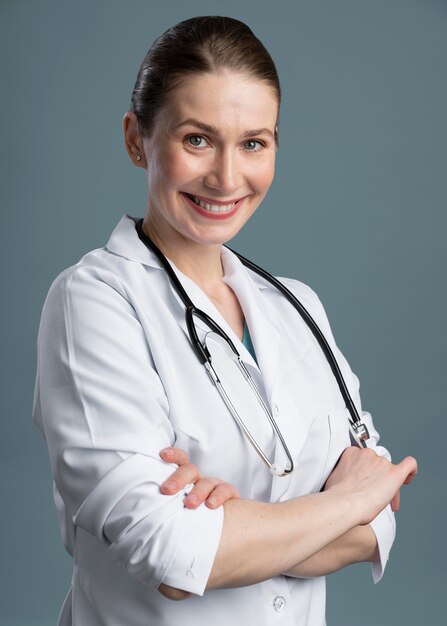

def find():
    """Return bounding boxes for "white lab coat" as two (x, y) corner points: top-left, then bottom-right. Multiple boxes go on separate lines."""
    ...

(33, 215), (395, 626)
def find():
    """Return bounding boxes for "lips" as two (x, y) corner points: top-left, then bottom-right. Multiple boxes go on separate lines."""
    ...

(185, 193), (238, 213)
(181, 192), (243, 220)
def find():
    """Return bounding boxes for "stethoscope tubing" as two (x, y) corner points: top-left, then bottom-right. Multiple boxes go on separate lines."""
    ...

(135, 219), (239, 364)
(135, 218), (369, 475)
(227, 248), (369, 448)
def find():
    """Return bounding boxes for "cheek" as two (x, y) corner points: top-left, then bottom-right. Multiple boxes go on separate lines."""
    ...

(148, 144), (189, 189)
(165, 150), (203, 187)
(253, 157), (275, 192)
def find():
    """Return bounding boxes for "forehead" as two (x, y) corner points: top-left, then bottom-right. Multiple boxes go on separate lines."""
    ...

(159, 71), (279, 132)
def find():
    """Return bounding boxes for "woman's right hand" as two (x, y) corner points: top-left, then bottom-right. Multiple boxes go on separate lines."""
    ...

(323, 446), (417, 525)
(159, 447), (240, 510)
(157, 447), (240, 602)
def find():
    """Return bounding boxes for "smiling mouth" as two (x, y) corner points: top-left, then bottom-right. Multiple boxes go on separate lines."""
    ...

(185, 193), (239, 213)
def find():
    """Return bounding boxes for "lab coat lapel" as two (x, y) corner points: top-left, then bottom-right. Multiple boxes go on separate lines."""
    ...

(221, 248), (281, 407)
(222, 249), (323, 502)
(105, 216), (251, 363)
(167, 263), (260, 371)
(106, 217), (272, 374)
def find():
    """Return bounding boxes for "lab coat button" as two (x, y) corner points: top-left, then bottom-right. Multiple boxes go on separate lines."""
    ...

(273, 595), (286, 612)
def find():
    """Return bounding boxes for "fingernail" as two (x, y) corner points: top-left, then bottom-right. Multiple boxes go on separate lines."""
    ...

(207, 496), (217, 507)
(187, 494), (198, 505)
(161, 448), (174, 457)
(162, 481), (176, 491)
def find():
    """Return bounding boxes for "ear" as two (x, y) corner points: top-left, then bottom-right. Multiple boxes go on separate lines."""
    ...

(123, 112), (146, 168)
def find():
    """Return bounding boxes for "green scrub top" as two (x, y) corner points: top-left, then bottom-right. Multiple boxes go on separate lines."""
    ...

(242, 321), (257, 364)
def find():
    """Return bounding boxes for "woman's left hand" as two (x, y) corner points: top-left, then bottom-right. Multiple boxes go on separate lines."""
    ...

(159, 447), (240, 509)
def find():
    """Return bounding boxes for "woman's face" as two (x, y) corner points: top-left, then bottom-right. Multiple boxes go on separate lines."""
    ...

(140, 70), (278, 250)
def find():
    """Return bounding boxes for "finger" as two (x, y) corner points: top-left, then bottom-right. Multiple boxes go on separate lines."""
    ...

(206, 482), (240, 509)
(391, 490), (400, 512)
(183, 477), (222, 509)
(403, 458), (418, 484)
(397, 456), (418, 483)
(160, 447), (189, 466)
(160, 463), (202, 495)
(404, 472), (417, 485)
(184, 479), (240, 509)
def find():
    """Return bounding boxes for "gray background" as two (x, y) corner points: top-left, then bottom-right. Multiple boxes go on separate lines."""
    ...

(1, 0), (445, 624)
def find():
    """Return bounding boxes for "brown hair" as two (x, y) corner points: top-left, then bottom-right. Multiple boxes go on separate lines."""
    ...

(130, 16), (280, 139)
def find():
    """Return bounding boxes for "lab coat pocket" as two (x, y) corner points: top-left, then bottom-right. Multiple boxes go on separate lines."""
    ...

(317, 408), (351, 492)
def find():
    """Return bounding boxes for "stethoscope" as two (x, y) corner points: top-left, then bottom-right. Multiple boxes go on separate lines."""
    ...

(135, 218), (370, 477)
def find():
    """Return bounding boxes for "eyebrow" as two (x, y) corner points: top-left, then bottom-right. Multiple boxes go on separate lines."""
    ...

(173, 117), (275, 139)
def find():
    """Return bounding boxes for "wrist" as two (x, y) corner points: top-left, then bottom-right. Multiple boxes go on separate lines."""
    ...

(348, 525), (379, 564)
(322, 487), (366, 528)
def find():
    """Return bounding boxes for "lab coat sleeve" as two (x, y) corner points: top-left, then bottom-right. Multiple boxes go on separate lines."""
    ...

(351, 408), (396, 582)
(33, 263), (223, 595)
(279, 278), (396, 582)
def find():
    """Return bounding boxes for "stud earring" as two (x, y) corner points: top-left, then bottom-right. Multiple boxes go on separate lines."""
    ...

(136, 155), (141, 161)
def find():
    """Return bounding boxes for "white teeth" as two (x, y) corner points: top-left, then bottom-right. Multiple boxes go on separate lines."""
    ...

(191, 195), (237, 213)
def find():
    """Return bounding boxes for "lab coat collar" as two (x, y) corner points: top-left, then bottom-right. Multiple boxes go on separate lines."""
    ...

(105, 214), (163, 269)
(105, 215), (269, 290)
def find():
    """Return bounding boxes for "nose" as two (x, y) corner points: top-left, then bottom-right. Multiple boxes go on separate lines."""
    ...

(204, 148), (242, 195)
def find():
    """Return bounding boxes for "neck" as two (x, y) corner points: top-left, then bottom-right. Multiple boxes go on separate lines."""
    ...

(142, 216), (225, 293)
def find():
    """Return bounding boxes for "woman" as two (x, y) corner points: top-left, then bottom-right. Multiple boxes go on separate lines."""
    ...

(33, 16), (416, 626)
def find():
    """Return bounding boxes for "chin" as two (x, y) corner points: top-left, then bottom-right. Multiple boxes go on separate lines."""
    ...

(190, 224), (246, 246)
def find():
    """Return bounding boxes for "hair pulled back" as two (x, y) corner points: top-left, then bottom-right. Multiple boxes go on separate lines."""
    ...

(130, 16), (280, 138)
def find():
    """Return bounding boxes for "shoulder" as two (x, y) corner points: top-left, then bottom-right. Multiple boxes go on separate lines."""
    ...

(37, 246), (154, 367)
(257, 273), (337, 347)
(47, 248), (120, 292)
(267, 275), (330, 323)
(226, 248), (325, 316)
(41, 247), (135, 327)
(274, 276), (323, 309)
(43, 214), (155, 309)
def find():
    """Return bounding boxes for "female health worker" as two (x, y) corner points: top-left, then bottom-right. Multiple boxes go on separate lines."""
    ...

(33, 16), (417, 626)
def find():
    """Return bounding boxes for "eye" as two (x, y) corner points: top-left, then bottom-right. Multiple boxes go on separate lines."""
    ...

(243, 140), (263, 152)
(186, 135), (209, 148)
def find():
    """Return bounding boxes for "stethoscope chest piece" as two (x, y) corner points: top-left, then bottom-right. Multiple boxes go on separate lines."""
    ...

(203, 331), (294, 476)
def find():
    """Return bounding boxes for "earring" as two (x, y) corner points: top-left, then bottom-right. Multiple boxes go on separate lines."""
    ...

(136, 155), (141, 161)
